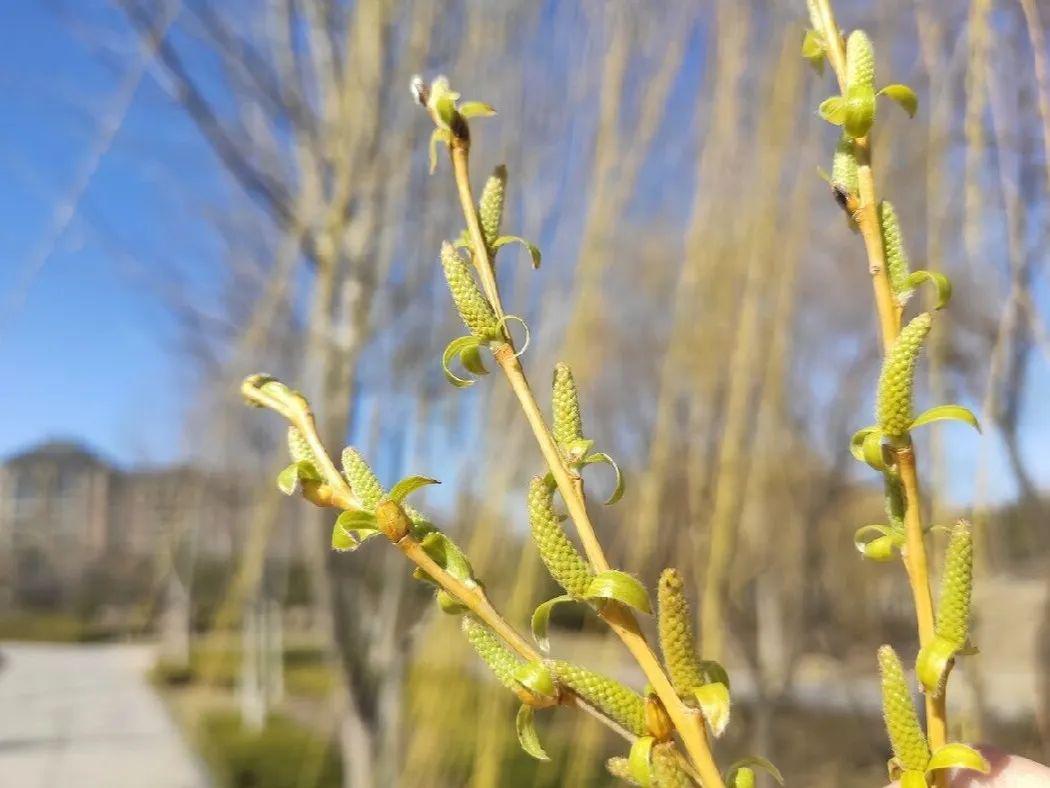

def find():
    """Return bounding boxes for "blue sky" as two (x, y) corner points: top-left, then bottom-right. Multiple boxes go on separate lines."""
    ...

(0, 3), (1047, 508)
(0, 2), (225, 467)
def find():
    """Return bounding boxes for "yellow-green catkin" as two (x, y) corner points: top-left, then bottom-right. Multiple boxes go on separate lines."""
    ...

(878, 645), (930, 771)
(552, 362), (584, 447)
(731, 768), (757, 788)
(606, 757), (639, 786)
(879, 202), (913, 301)
(528, 477), (593, 596)
(657, 569), (706, 695)
(652, 744), (691, 788)
(832, 133), (859, 198)
(287, 427), (315, 463)
(441, 242), (498, 338)
(846, 30), (876, 90)
(463, 616), (522, 691)
(876, 312), (932, 437)
(341, 447), (384, 510)
(549, 660), (647, 736)
(479, 164), (506, 249)
(935, 521), (973, 649)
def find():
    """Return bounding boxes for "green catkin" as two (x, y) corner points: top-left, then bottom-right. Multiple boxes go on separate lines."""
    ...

(876, 312), (932, 437)
(731, 768), (756, 788)
(462, 616), (522, 691)
(606, 757), (640, 786)
(846, 30), (876, 90)
(479, 164), (507, 249)
(657, 569), (706, 696)
(935, 521), (973, 649)
(552, 362), (584, 447)
(549, 660), (647, 736)
(878, 645), (930, 771)
(341, 447), (384, 510)
(287, 427), (315, 463)
(441, 242), (498, 339)
(527, 477), (594, 596)
(832, 134), (859, 197)
(652, 744), (691, 788)
(879, 202), (913, 301)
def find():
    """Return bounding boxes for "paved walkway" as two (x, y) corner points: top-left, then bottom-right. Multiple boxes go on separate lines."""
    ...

(0, 642), (209, 788)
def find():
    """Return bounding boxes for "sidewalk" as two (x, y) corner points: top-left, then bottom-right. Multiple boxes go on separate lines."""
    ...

(0, 642), (209, 788)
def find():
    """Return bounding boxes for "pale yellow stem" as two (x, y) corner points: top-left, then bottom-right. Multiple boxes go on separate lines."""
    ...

(448, 122), (724, 787)
(813, 0), (947, 768)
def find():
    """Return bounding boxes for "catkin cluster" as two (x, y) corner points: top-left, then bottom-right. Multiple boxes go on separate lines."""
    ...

(846, 30), (876, 90)
(441, 242), (498, 339)
(832, 134), (859, 198)
(287, 427), (316, 463)
(463, 617), (522, 691)
(657, 569), (705, 696)
(548, 660), (647, 736)
(341, 447), (385, 510)
(876, 312), (932, 436)
(605, 757), (637, 785)
(878, 645), (930, 771)
(652, 744), (692, 788)
(879, 202), (912, 301)
(479, 165), (506, 249)
(528, 477), (594, 597)
(935, 521), (973, 649)
(552, 362), (584, 447)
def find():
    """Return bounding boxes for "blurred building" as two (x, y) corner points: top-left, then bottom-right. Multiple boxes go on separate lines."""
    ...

(0, 440), (242, 608)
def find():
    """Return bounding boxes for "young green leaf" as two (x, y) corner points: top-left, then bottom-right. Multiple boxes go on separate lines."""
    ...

(387, 475), (439, 503)
(818, 96), (846, 125)
(903, 270), (952, 310)
(909, 404), (980, 433)
(420, 531), (475, 583)
(725, 756), (784, 787)
(530, 594), (576, 652)
(926, 743), (989, 776)
(585, 570), (652, 614)
(582, 452), (624, 504)
(879, 84), (919, 117)
(628, 736), (655, 787)
(854, 524), (902, 562)
(492, 235), (542, 269)
(435, 589), (468, 614)
(442, 335), (484, 388)
(515, 705), (549, 761)
(277, 463), (301, 496)
(693, 682), (731, 737)
(801, 29), (826, 73)
(512, 661), (558, 705)
(459, 101), (496, 119)
(428, 128), (450, 174)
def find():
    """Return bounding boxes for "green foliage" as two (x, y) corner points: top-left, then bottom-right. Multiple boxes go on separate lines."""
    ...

(196, 711), (341, 788)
